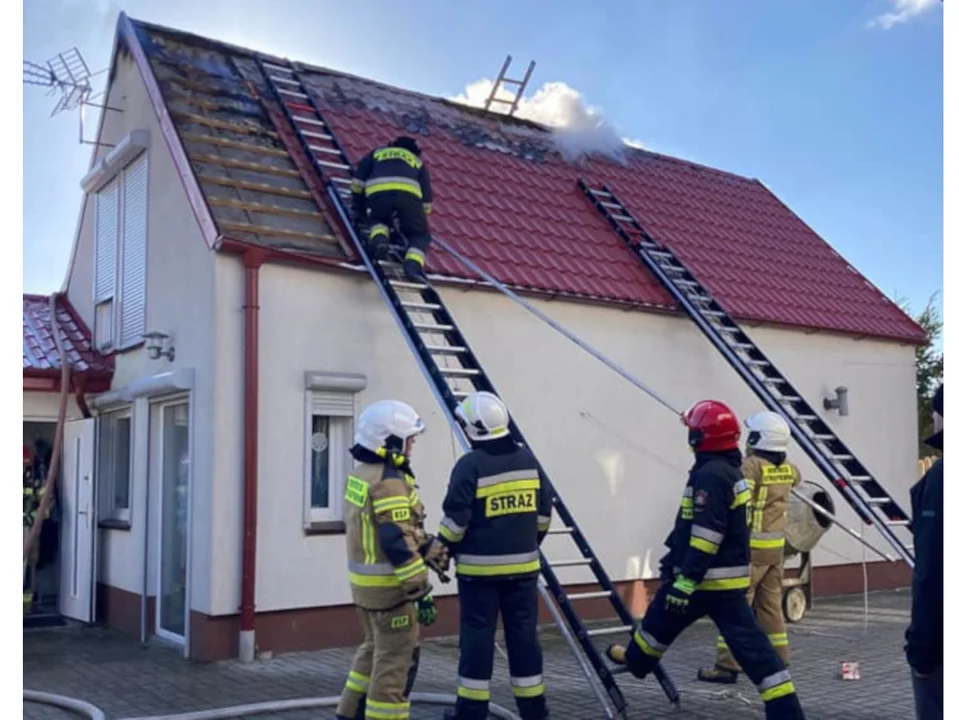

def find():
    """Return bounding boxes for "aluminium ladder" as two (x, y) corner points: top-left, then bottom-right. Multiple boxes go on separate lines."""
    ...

(579, 180), (914, 567)
(246, 55), (682, 717)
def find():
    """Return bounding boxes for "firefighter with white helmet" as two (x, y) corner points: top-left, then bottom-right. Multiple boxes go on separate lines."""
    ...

(335, 399), (451, 720)
(698, 409), (803, 685)
(438, 391), (554, 720)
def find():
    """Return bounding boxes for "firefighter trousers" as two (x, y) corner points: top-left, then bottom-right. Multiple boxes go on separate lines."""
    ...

(715, 561), (788, 671)
(335, 603), (421, 720)
(367, 192), (431, 278)
(453, 576), (548, 720)
(624, 584), (805, 720)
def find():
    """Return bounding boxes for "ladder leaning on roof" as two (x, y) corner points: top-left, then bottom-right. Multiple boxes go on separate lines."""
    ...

(579, 180), (915, 568)
(243, 54), (682, 718)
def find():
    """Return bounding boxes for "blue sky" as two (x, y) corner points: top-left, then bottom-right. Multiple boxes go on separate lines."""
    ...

(23, 0), (943, 320)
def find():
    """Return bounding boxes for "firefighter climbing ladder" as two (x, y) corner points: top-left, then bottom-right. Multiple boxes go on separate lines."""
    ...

(250, 56), (680, 718)
(579, 181), (915, 568)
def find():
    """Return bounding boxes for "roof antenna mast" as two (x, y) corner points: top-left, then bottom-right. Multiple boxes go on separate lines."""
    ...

(23, 46), (120, 146)
(483, 55), (536, 116)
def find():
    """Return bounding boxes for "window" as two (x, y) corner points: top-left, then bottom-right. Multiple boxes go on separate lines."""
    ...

(93, 153), (148, 352)
(98, 409), (133, 523)
(304, 391), (355, 527)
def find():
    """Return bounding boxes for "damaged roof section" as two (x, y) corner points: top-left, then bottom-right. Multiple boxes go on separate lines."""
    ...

(23, 295), (113, 390)
(126, 17), (925, 344)
(137, 26), (347, 258)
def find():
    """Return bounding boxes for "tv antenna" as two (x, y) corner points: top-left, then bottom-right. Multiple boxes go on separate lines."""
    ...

(24, 46), (120, 146)
(483, 55), (536, 116)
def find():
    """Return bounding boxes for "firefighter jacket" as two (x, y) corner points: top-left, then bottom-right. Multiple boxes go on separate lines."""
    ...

(742, 451), (803, 565)
(437, 437), (554, 580)
(343, 447), (431, 611)
(23, 462), (47, 529)
(663, 449), (752, 592)
(351, 145), (434, 213)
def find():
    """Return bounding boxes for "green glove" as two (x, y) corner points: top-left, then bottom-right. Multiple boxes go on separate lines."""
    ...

(416, 594), (438, 626)
(664, 575), (696, 615)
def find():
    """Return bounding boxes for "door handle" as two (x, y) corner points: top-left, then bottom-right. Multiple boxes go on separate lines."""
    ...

(78, 507), (90, 529)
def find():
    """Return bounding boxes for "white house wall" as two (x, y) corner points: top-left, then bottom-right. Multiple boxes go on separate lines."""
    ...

(63, 49), (217, 607)
(23, 392), (84, 422)
(207, 258), (918, 616)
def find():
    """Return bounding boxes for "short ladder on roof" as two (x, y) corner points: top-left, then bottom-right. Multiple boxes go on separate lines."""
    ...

(249, 56), (681, 719)
(483, 55), (536, 116)
(578, 180), (915, 568)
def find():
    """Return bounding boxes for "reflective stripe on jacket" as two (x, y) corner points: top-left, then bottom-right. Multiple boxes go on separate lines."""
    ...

(351, 146), (434, 202)
(742, 454), (802, 564)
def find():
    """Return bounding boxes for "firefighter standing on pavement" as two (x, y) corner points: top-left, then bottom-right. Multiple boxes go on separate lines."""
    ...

(335, 400), (451, 720)
(698, 410), (802, 683)
(437, 391), (553, 720)
(351, 136), (434, 282)
(606, 400), (806, 720)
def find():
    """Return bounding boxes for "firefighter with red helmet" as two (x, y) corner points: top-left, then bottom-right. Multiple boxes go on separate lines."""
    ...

(606, 400), (806, 720)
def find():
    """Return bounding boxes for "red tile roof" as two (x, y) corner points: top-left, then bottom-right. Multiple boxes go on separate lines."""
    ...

(23, 294), (114, 379)
(133, 19), (925, 344)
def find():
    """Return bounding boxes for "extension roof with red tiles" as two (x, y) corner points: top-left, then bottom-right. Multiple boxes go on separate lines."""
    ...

(23, 294), (113, 390)
(129, 17), (925, 344)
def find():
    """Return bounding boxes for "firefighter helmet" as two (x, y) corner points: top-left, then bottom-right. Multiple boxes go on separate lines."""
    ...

(355, 400), (426, 453)
(392, 135), (422, 156)
(455, 391), (510, 443)
(744, 411), (791, 453)
(681, 400), (741, 452)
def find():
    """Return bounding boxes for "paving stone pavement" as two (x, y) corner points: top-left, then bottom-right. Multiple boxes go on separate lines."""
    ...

(23, 589), (916, 719)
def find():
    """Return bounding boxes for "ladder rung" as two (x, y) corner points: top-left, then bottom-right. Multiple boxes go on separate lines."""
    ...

(886, 519), (910, 527)
(412, 322), (454, 333)
(262, 60), (292, 74)
(674, 279), (699, 287)
(566, 590), (613, 601)
(813, 433), (835, 441)
(590, 189), (611, 197)
(610, 214), (634, 223)
(779, 395), (802, 403)
(268, 75), (300, 87)
(401, 301), (442, 312)
(716, 325), (738, 334)
(439, 367), (482, 378)
(763, 377), (787, 385)
(848, 475), (871, 482)
(647, 250), (673, 259)
(661, 265), (684, 274)
(452, 389), (472, 398)
(278, 87), (309, 100)
(701, 309), (726, 317)
(309, 144), (343, 156)
(547, 527), (573, 535)
(294, 116), (327, 128)
(302, 129), (334, 141)
(600, 201), (623, 211)
(795, 413), (817, 421)
(389, 279), (428, 291)
(587, 625), (631, 638)
(866, 496), (891, 505)
(729, 342), (754, 351)
(639, 241), (658, 249)
(317, 159), (351, 170)
(549, 558), (593, 568)
(425, 345), (467, 355)
(831, 454), (853, 461)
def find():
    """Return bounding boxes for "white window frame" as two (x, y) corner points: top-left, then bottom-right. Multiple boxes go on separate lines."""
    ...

(302, 372), (367, 530)
(117, 153), (149, 350)
(90, 149), (149, 354)
(97, 407), (134, 525)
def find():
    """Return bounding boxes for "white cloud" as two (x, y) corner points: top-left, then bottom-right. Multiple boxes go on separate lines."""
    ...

(449, 78), (644, 162)
(868, 0), (941, 29)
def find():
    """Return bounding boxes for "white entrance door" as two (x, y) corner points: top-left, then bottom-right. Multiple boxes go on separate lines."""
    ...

(156, 400), (191, 642)
(59, 418), (96, 622)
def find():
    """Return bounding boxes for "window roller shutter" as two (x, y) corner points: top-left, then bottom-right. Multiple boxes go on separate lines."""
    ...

(312, 392), (354, 417)
(119, 155), (148, 347)
(94, 182), (119, 303)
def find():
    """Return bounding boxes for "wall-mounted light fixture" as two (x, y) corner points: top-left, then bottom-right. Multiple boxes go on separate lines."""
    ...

(143, 331), (176, 362)
(823, 386), (849, 417)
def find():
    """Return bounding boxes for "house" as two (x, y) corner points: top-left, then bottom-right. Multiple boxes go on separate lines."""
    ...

(26, 12), (925, 662)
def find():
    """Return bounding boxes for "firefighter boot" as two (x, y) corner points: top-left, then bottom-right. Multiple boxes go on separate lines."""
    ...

(334, 696), (365, 720)
(697, 665), (739, 684)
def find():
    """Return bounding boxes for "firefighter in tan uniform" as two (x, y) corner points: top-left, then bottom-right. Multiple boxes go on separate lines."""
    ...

(335, 400), (451, 720)
(698, 411), (802, 684)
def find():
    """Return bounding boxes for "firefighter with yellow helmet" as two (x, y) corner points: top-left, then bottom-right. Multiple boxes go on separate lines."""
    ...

(698, 410), (803, 684)
(335, 399), (451, 720)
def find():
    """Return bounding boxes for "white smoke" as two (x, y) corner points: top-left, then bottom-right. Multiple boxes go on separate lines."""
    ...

(450, 78), (643, 163)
